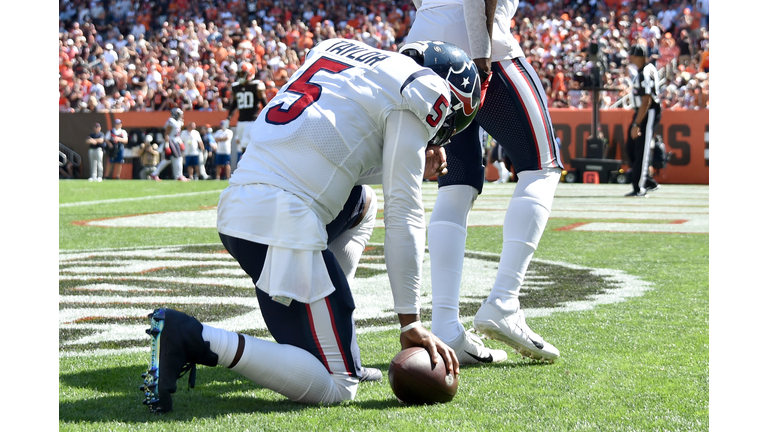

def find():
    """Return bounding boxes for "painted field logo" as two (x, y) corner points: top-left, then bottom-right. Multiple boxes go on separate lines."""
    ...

(59, 244), (652, 357)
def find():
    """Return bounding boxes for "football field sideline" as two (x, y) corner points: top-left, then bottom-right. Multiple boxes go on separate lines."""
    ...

(58, 189), (222, 208)
(74, 183), (709, 234)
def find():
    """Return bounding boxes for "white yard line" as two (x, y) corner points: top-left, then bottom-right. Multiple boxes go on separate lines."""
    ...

(59, 190), (222, 208)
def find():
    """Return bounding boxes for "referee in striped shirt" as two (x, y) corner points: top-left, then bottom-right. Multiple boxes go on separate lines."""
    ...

(625, 44), (662, 197)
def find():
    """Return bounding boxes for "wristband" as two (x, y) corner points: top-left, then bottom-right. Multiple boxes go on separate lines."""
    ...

(400, 321), (422, 333)
(631, 123), (638, 128)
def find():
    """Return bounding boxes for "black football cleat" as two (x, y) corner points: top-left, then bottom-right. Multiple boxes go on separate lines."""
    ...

(140, 308), (219, 414)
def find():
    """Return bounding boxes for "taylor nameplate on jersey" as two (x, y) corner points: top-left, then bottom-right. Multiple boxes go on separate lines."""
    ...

(325, 40), (391, 67)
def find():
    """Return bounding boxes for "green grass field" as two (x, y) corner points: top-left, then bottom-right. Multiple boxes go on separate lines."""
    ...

(58, 180), (710, 431)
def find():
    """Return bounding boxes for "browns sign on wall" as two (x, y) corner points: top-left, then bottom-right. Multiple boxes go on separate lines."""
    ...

(59, 109), (709, 185)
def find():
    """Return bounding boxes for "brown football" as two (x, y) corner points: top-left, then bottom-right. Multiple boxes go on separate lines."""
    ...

(388, 347), (458, 405)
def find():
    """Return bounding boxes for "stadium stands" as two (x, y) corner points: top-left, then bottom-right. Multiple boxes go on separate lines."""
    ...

(58, 0), (709, 114)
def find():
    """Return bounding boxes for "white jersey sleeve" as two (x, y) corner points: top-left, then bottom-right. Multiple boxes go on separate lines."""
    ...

(381, 110), (431, 314)
(165, 118), (183, 144)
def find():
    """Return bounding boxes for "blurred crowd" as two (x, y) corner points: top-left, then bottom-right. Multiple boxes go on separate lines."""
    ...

(58, 0), (709, 114)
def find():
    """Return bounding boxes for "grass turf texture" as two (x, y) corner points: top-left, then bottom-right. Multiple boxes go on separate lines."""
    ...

(59, 180), (708, 431)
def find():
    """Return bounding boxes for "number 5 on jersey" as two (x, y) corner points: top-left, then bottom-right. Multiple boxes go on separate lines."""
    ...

(427, 94), (449, 127)
(266, 58), (353, 125)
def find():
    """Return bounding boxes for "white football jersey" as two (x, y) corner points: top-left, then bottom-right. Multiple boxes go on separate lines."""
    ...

(213, 129), (233, 155)
(181, 130), (201, 156)
(231, 38), (451, 225)
(106, 128), (127, 143)
(165, 118), (183, 144)
(409, 0), (525, 62)
(218, 38), (451, 306)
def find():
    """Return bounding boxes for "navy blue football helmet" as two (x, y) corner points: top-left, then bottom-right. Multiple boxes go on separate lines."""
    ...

(399, 41), (481, 146)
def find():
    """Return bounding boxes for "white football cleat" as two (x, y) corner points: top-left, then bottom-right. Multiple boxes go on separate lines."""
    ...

(447, 329), (508, 365)
(473, 301), (560, 363)
(360, 367), (382, 382)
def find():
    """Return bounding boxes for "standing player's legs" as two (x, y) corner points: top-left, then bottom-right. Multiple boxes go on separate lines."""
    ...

(186, 156), (194, 179)
(490, 143), (511, 183)
(230, 124), (240, 174)
(150, 154), (171, 180)
(472, 58), (563, 362)
(112, 148), (124, 179)
(171, 155), (184, 180)
(105, 157), (113, 179)
(199, 150), (209, 179)
(186, 155), (200, 179)
(628, 134), (644, 195)
(231, 122), (250, 174)
(216, 153), (231, 180)
(630, 110), (657, 196)
(427, 121), (508, 365)
(88, 148), (103, 181)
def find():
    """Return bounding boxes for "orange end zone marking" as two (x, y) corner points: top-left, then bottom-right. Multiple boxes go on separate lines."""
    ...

(555, 222), (590, 231)
(71, 210), (168, 226)
(139, 267), (168, 274)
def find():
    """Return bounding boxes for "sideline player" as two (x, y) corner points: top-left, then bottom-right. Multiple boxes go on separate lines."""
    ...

(105, 119), (128, 179)
(625, 44), (661, 197)
(149, 108), (188, 181)
(405, 0), (564, 364)
(213, 119), (233, 180)
(86, 122), (105, 182)
(227, 62), (268, 174)
(141, 38), (480, 412)
(138, 134), (159, 179)
(181, 121), (207, 180)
